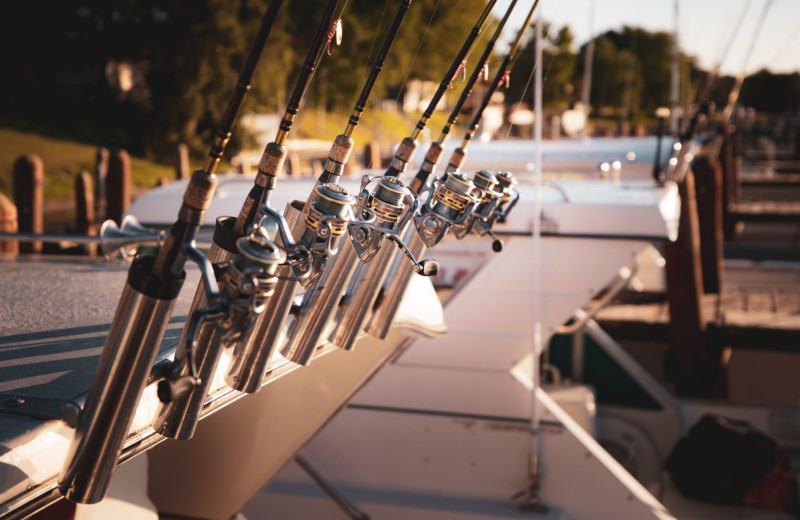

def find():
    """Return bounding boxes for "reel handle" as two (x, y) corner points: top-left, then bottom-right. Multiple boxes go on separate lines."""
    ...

(387, 234), (438, 277)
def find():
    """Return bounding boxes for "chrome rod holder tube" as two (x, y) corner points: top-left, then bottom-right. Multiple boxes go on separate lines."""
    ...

(154, 227), (284, 440)
(226, 184), (356, 389)
(330, 176), (437, 351)
(281, 240), (358, 364)
(280, 184), (375, 365)
(366, 224), (426, 339)
(281, 178), (383, 365)
(59, 169), (217, 504)
(58, 256), (183, 503)
(225, 201), (307, 393)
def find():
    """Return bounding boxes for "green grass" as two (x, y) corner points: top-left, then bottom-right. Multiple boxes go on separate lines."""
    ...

(292, 108), (452, 151)
(0, 126), (174, 200)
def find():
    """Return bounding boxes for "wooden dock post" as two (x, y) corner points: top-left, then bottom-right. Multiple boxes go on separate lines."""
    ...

(692, 154), (724, 294)
(286, 152), (301, 177)
(106, 149), (131, 225)
(175, 143), (190, 180)
(12, 154), (44, 254)
(74, 171), (95, 236)
(720, 130), (744, 240)
(75, 170), (96, 255)
(794, 124), (800, 160)
(0, 193), (18, 254)
(364, 142), (381, 170)
(663, 169), (715, 397)
(94, 147), (109, 222)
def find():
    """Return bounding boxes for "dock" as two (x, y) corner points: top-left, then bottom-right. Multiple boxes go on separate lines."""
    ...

(587, 125), (800, 403)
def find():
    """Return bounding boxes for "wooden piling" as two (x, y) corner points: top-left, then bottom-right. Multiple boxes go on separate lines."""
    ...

(720, 131), (744, 240)
(691, 155), (724, 294)
(286, 152), (301, 177)
(0, 193), (19, 254)
(794, 125), (800, 161)
(663, 169), (714, 397)
(12, 154), (44, 254)
(364, 142), (381, 170)
(175, 143), (190, 180)
(94, 147), (109, 222)
(74, 170), (95, 236)
(343, 157), (357, 176)
(106, 149), (131, 225)
(75, 170), (96, 255)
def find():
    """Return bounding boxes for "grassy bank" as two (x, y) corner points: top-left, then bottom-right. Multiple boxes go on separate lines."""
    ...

(0, 127), (174, 200)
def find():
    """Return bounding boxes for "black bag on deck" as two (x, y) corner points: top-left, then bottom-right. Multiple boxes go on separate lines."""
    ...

(666, 413), (777, 505)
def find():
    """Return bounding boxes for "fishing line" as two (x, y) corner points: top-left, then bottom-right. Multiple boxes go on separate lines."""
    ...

(349, 0), (391, 110)
(768, 19), (800, 64)
(395, 0), (442, 104)
(494, 9), (557, 147)
(722, 0), (774, 123)
(695, 0), (753, 103)
(737, 0), (774, 77)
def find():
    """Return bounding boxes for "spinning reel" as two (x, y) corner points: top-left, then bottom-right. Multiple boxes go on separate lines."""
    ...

(450, 170), (504, 250)
(262, 183), (370, 286)
(350, 175), (438, 275)
(157, 229), (285, 403)
(413, 172), (478, 248)
(473, 171), (519, 239)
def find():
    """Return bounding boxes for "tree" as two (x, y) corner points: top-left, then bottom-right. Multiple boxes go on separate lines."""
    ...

(505, 23), (578, 110)
(4, 0), (494, 160)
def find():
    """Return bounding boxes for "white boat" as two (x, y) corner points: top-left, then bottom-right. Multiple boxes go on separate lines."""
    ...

(5, 125), (799, 520)
(409, 135), (679, 180)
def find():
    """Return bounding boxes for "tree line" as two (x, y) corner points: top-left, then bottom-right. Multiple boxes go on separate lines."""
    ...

(507, 24), (800, 123)
(3, 1), (798, 162)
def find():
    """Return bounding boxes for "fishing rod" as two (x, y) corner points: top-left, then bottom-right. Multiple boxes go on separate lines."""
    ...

(411, 0), (540, 249)
(155, 0), (343, 441)
(694, 0), (753, 110)
(306, 0), (413, 192)
(410, 0), (520, 194)
(666, 0), (773, 188)
(58, 0), (286, 503)
(382, 0), (498, 182)
(226, 0), (424, 392)
(280, 0), (437, 366)
(367, 0), (539, 340)
(328, 0), (510, 352)
(446, 0), (541, 175)
(410, 0), (542, 249)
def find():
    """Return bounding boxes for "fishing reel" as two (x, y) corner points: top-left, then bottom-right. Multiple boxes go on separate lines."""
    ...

(261, 183), (369, 287)
(473, 170), (519, 238)
(413, 172), (478, 248)
(349, 175), (438, 275)
(450, 170), (505, 251)
(156, 229), (285, 403)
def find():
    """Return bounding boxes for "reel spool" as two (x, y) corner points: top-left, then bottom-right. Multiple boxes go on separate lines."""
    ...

(413, 172), (478, 249)
(348, 175), (436, 275)
(451, 170), (501, 241)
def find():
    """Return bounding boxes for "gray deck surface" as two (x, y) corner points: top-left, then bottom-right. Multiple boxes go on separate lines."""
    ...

(0, 256), (200, 402)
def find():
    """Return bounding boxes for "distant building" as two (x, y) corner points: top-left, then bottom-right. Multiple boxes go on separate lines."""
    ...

(401, 79), (448, 113)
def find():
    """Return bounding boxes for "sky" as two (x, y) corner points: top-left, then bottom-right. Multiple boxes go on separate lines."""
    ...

(490, 0), (800, 76)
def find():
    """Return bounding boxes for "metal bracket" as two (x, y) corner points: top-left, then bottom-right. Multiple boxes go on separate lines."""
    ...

(0, 393), (80, 427)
